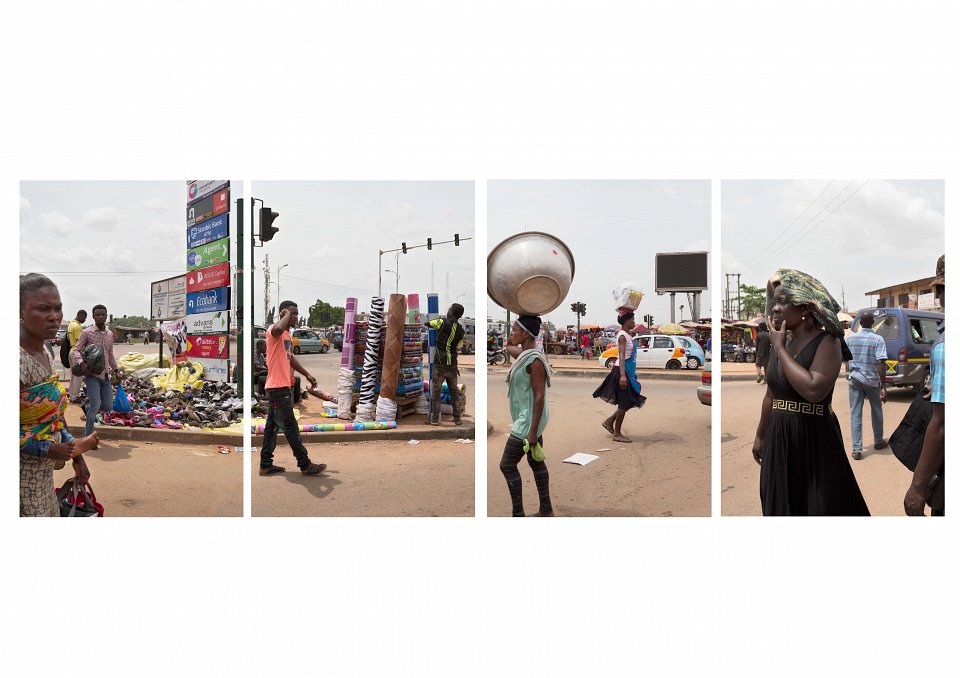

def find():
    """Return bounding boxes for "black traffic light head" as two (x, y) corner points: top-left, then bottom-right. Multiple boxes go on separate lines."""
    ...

(454, 233), (460, 246)
(402, 242), (408, 254)
(427, 238), (433, 250)
(580, 303), (587, 315)
(571, 302), (578, 313)
(260, 207), (279, 243)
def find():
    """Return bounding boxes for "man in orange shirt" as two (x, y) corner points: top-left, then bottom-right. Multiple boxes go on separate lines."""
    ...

(259, 300), (327, 476)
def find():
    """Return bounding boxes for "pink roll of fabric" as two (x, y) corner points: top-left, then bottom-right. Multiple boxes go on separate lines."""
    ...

(341, 297), (357, 369)
(379, 294), (407, 402)
(406, 293), (420, 324)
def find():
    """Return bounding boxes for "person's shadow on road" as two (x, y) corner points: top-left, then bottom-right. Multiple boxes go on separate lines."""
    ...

(282, 468), (342, 500)
(86, 442), (135, 462)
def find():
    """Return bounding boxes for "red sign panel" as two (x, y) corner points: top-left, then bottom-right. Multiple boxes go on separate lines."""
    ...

(186, 262), (230, 293)
(186, 334), (229, 360)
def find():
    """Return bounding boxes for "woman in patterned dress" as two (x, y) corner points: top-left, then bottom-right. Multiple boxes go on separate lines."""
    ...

(20, 274), (98, 517)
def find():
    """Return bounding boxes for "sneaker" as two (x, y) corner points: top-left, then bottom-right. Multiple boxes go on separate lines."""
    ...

(874, 439), (888, 450)
(852, 451), (862, 460)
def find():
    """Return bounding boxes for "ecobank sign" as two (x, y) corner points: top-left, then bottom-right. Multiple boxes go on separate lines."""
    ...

(186, 287), (229, 314)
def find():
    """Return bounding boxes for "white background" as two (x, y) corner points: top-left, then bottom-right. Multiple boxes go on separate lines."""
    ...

(2, 2), (958, 676)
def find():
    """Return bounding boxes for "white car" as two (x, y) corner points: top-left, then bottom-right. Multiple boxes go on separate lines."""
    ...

(598, 334), (688, 370)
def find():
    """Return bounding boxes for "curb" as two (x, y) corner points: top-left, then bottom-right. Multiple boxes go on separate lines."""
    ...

(89, 425), (241, 445)
(488, 368), (700, 381)
(253, 424), (476, 444)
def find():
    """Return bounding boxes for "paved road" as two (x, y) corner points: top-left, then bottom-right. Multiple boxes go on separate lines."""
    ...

(721, 379), (919, 516)
(52, 439), (242, 517)
(487, 374), (710, 517)
(252, 439), (475, 516)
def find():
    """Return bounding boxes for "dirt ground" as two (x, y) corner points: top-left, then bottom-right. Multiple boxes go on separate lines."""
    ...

(51, 439), (242, 517)
(251, 438), (475, 517)
(487, 374), (711, 517)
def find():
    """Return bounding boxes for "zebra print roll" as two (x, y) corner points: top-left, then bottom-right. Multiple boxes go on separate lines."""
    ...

(358, 297), (385, 406)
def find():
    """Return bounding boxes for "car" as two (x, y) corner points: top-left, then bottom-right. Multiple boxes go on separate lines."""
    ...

(675, 336), (705, 369)
(598, 334), (687, 370)
(290, 328), (330, 354)
(331, 332), (343, 351)
(697, 358), (711, 406)
(254, 325), (267, 340)
(852, 307), (944, 394)
(596, 336), (617, 353)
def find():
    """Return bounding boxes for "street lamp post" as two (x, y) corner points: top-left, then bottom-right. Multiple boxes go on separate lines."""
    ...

(277, 263), (289, 303)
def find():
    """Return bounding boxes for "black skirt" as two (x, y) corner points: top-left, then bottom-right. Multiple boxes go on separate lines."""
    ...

(592, 366), (647, 410)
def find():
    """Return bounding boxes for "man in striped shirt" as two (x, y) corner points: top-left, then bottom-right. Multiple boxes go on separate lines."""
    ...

(425, 303), (465, 426)
(845, 310), (888, 460)
(73, 304), (119, 437)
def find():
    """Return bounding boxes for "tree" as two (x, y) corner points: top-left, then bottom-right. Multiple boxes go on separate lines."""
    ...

(739, 284), (766, 319)
(266, 307), (275, 324)
(307, 299), (346, 328)
(116, 315), (153, 329)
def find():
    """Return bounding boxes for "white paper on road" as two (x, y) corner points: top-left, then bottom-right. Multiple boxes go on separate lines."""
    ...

(563, 453), (600, 465)
(595, 447), (611, 452)
(408, 439), (420, 445)
(455, 439), (473, 444)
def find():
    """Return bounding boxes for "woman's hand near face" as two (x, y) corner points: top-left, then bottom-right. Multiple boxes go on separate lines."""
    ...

(767, 315), (788, 353)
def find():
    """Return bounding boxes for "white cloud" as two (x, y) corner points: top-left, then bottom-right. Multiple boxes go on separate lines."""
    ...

(20, 196), (31, 225)
(141, 197), (169, 213)
(81, 206), (121, 232)
(40, 210), (77, 235)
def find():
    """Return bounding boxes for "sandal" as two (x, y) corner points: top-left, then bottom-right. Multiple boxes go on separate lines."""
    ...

(602, 419), (615, 435)
(259, 465), (285, 476)
(300, 462), (327, 476)
(611, 434), (632, 443)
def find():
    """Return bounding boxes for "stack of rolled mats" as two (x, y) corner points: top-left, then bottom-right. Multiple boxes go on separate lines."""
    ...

(352, 321), (384, 396)
(396, 323), (424, 397)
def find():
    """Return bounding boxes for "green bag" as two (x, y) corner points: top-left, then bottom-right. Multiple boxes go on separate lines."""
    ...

(523, 439), (545, 462)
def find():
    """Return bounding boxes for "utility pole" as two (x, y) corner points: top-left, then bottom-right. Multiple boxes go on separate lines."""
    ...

(736, 273), (742, 320)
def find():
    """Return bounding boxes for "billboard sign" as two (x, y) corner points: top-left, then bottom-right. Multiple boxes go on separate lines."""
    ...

(150, 274), (187, 321)
(186, 286), (230, 314)
(187, 334), (229, 360)
(160, 318), (188, 358)
(186, 187), (229, 227)
(186, 214), (229, 249)
(918, 292), (937, 310)
(187, 180), (229, 204)
(186, 310), (229, 336)
(194, 358), (230, 382)
(187, 238), (229, 270)
(655, 252), (709, 293)
(186, 261), (230, 293)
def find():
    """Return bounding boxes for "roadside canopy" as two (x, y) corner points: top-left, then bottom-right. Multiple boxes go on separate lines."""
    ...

(658, 323), (689, 335)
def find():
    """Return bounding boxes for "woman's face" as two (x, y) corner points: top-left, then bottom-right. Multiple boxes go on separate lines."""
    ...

(508, 322), (526, 346)
(21, 286), (63, 340)
(771, 285), (805, 331)
(622, 317), (636, 332)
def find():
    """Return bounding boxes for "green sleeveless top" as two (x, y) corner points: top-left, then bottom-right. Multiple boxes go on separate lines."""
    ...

(507, 350), (551, 438)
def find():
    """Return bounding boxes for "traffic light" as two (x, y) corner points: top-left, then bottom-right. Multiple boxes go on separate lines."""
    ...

(571, 302), (578, 314)
(580, 302), (587, 315)
(427, 238), (433, 250)
(454, 233), (460, 246)
(259, 207), (279, 243)
(402, 242), (407, 254)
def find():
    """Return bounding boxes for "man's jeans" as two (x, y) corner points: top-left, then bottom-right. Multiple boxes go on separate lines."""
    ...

(848, 379), (884, 453)
(84, 375), (114, 436)
(260, 387), (311, 469)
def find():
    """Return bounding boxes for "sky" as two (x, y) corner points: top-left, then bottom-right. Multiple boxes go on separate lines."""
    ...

(251, 181), (474, 324)
(721, 180), (945, 315)
(20, 180), (242, 324)
(487, 180), (711, 329)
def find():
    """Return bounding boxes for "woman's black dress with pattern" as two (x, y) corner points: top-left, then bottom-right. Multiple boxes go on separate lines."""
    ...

(760, 332), (870, 516)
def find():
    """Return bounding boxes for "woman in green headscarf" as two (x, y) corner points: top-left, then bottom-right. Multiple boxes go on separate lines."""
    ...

(751, 269), (869, 516)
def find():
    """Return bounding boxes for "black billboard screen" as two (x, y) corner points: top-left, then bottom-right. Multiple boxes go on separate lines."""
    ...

(656, 252), (708, 291)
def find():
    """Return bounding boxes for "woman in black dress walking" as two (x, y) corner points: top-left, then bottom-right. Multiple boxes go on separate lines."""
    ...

(752, 269), (869, 516)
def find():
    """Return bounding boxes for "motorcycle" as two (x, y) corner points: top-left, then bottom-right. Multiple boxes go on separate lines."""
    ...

(487, 348), (507, 366)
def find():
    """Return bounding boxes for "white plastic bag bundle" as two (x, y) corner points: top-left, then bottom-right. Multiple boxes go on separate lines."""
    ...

(336, 368), (355, 420)
(354, 401), (376, 423)
(415, 392), (430, 414)
(375, 397), (398, 422)
(613, 282), (644, 312)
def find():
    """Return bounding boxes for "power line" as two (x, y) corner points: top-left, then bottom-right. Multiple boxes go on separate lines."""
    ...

(753, 180), (870, 270)
(744, 180), (836, 268)
(20, 270), (181, 276)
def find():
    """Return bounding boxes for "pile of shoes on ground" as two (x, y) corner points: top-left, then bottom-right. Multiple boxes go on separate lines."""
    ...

(79, 375), (243, 430)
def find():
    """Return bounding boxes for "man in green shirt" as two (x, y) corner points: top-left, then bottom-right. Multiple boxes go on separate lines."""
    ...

(425, 303), (465, 425)
(66, 309), (86, 402)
